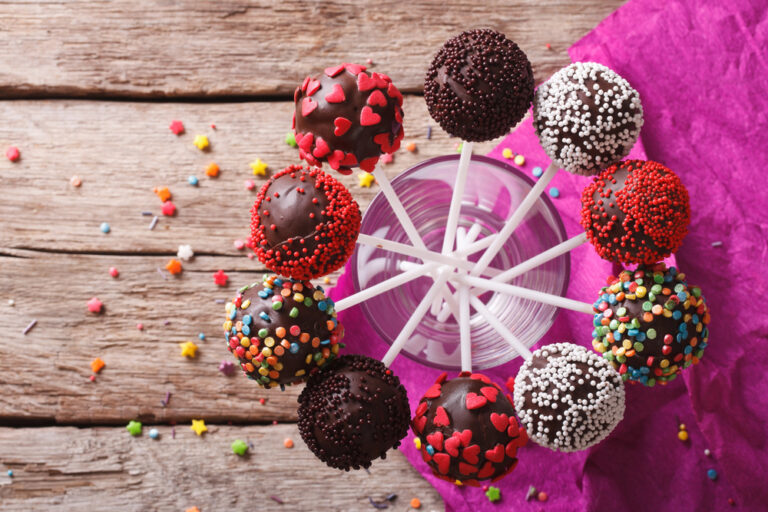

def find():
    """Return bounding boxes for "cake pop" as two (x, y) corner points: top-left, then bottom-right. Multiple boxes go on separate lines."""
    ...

(514, 343), (625, 452)
(533, 62), (644, 175)
(580, 160), (690, 265)
(223, 275), (343, 388)
(412, 373), (527, 485)
(250, 164), (361, 280)
(424, 28), (534, 142)
(592, 263), (710, 386)
(293, 63), (404, 174)
(297, 355), (410, 471)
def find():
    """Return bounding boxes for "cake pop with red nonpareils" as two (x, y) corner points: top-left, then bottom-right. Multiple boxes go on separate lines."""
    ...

(533, 62), (644, 175)
(580, 160), (690, 265)
(514, 343), (625, 452)
(293, 63), (404, 174)
(297, 355), (410, 471)
(412, 373), (527, 486)
(250, 164), (361, 280)
(591, 263), (710, 386)
(424, 28), (534, 142)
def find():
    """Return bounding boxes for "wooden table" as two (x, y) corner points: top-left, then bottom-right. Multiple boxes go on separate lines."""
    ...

(0, 1), (625, 510)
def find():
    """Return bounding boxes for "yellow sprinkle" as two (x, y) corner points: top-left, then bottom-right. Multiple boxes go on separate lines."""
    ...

(413, 437), (422, 449)
(250, 158), (268, 176)
(502, 148), (513, 159)
(313, 290), (325, 301)
(305, 354), (313, 364)
(622, 339), (632, 350)
(223, 320), (232, 331)
(358, 172), (376, 188)
(258, 367), (269, 376)
(264, 337), (275, 348)
(193, 134), (209, 150)
(454, 480), (463, 486)
(293, 293), (304, 302)
(240, 338), (251, 348)
(241, 299), (251, 309)
(636, 286), (647, 298)
(295, 369), (306, 377)
(678, 431), (689, 442)
(660, 359), (670, 368)
(261, 347), (272, 357)
(513, 154), (525, 166)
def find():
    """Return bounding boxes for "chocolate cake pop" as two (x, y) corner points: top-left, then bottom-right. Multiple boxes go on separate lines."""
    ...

(293, 63), (404, 174)
(533, 62), (644, 175)
(250, 164), (361, 280)
(580, 160), (690, 265)
(297, 355), (410, 471)
(424, 28), (534, 142)
(592, 263), (710, 386)
(513, 343), (625, 452)
(223, 275), (343, 388)
(412, 373), (527, 486)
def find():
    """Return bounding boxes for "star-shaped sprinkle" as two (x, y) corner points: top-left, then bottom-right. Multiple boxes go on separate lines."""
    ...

(169, 120), (185, 135)
(205, 162), (220, 177)
(90, 357), (105, 373)
(249, 158), (268, 176)
(380, 153), (394, 165)
(87, 297), (103, 314)
(6, 146), (20, 162)
(180, 341), (198, 358)
(153, 187), (172, 202)
(358, 172), (376, 188)
(193, 134), (209, 150)
(190, 419), (207, 436)
(177, 244), (194, 261)
(285, 132), (297, 147)
(485, 486), (501, 502)
(213, 270), (228, 286)
(165, 259), (183, 275)
(161, 201), (176, 216)
(126, 420), (142, 436)
(231, 439), (248, 455)
(219, 360), (235, 375)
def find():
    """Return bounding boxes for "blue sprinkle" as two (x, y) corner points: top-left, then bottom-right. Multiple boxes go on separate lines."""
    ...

(290, 343), (299, 354)
(7, 470), (13, 477)
(532, 166), (543, 177)
(229, 309), (237, 320)
(684, 345), (693, 355)
(259, 312), (270, 322)
(614, 331), (622, 342)
(149, 428), (159, 439)
(230, 327), (237, 336)
(274, 278), (283, 287)
(100, 222), (111, 233)
(548, 187), (560, 198)
(198, 332), (205, 340)
(636, 332), (647, 342)
(243, 315), (252, 325)
(242, 325), (251, 336)
(279, 383), (286, 391)
(321, 339), (330, 345)
(426, 126), (432, 140)
(707, 469), (718, 480)
(672, 310), (682, 320)
(188, 175), (199, 186)
(628, 329), (640, 337)
(677, 292), (687, 301)
(426, 445), (435, 455)
(317, 301), (328, 311)
(258, 291), (268, 299)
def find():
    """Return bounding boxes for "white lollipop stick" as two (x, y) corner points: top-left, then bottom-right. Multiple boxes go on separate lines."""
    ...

(441, 141), (474, 255)
(458, 274), (594, 315)
(469, 295), (532, 361)
(381, 269), (451, 367)
(459, 284), (472, 372)
(471, 162), (559, 276)
(372, 166), (428, 251)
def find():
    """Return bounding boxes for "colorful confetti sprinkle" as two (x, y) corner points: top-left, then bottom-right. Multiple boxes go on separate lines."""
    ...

(212, 270), (228, 286)
(149, 215), (159, 230)
(90, 358), (105, 373)
(285, 132), (297, 147)
(100, 222), (111, 234)
(87, 297), (103, 314)
(165, 259), (183, 275)
(169, 120), (185, 135)
(485, 486), (501, 502)
(193, 134), (209, 150)
(358, 172), (376, 188)
(180, 341), (198, 358)
(250, 158), (268, 176)
(126, 420), (142, 436)
(5, 146), (20, 162)
(154, 187), (172, 202)
(205, 163), (220, 177)
(190, 419), (207, 436)
(177, 244), (194, 261)
(231, 439), (248, 455)
(161, 201), (176, 216)
(22, 319), (37, 335)
(219, 360), (235, 375)
(188, 175), (199, 186)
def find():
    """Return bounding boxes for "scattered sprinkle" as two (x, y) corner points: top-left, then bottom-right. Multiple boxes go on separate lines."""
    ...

(379, 153), (394, 165)
(413, 437), (421, 449)
(250, 158), (268, 176)
(232, 439), (248, 455)
(126, 420), (142, 436)
(22, 319), (37, 335)
(244, 179), (256, 190)
(5, 146), (20, 162)
(548, 187), (560, 198)
(704, 448), (711, 457)
(514, 154), (526, 166)
(70, 175), (82, 187)
(386, 494), (397, 502)
(141, 211), (154, 216)
(269, 496), (283, 504)
(410, 498), (421, 509)
(205, 162), (220, 177)
(283, 438), (294, 449)
(149, 428), (159, 439)
(502, 148), (513, 159)
(426, 126), (432, 139)
(90, 358), (105, 373)
(728, 498), (735, 506)
(7, 470), (13, 477)
(210, 123), (216, 130)
(169, 120), (185, 135)
(711, 241), (723, 247)
(198, 332), (205, 340)
(100, 222), (111, 234)
(456, 142), (463, 153)
(369, 497), (388, 509)
(157, 267), (167, 279)
(212, 270), (228, 286)
(190, 419), (207, 436)
(177, 244), (194, 261)
(185, 507), (200, 512)
(532, 166), (543, 177)
(485, 486), (501, 502)
(165, 259), (183, 275)
(149, 215), (159, 230)
(161, 391), (171, 407)
(180, 341), (198, 358)
(154, 187), (172, 202)
(234, 239), (245, 250)
(87, 297), (103, 314)
(707, 469), (718, 481)
(538, 491), (548, 502)
(259, 398), (266, 405)
(219, 360), (235, 375)
(172, 426), (176, 438)
(89, 375), (96, 382)
(137, 323), (144, 330)
(285, 132), (297, 147)
(8, 299), (15, 306)
(525, 485), (537, 501)
(678, 430), (689, 442)
(358, 172), (376, 188)
(545, 43), (552, 50)
(406, 142), (417, 152)
(161, 201), (176, 216)
(188, 175), (199, 186)
(109, 267), (119, 278)
(193, 134), (209, 150)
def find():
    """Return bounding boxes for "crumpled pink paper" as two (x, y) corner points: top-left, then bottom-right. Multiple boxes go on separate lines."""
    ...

(330, 0), (768, 509)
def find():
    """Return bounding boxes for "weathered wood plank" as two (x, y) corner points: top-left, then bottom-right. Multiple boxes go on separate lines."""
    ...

(0, 0), (626, 98)
(0, 425), (443, 511)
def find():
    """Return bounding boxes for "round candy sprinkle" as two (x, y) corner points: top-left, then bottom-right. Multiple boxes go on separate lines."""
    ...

(533, 62), (643, 175)
(514, 343), (625, 452)
(6, 146), (20, 162)
(410, 498), (421, 509)
(100, 222), (111, 233)
(532, 166), (543, 177)
(188, 175), (199, 186)
(232, 439), (248, 455)
(705, 448), (711, 457)
(549, 187), (560, 198)
(149, 428), (159, 439)
(514, 154), (525, 166)
(707, 469), (718, 481)
(678, 430), (689, 442)
(7, 470), (13, 477)
(109, 267), (119, 278)
(591, 263), (710, 386)
(198, 332), (205, 340)
(283, 438), (294, 449)
(502, 148), (513, 159)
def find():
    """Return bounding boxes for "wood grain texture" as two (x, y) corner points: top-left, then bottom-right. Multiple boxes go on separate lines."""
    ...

(0, 0), (626, 98)
(0, 425), (443, 511)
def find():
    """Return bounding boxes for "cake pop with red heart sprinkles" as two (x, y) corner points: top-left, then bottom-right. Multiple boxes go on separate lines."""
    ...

(580, 160), (690, 265)
(424, 28), (534, 142)
(250, 164), (361, 280)
(412, 373), (527, 486)
(293, 63), (404, 174)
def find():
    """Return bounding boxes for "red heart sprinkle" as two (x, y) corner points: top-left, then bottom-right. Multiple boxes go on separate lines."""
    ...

(433, 453), (450, 474)
(459, 462), (477, 476)
(301, 76), (310, 92)
(373, 133), (392, 153)
(412, 415), (427, 434)
(359, 157), (378, 173)
(371, 72), (390, 87)
(324, 64), (345, 77)
(325, 83), (346, 103)
(477, 461), (496, 479)
(490, 413), (508, 432)
(426, 431), (444, 451)
(312, 137), (330, 158)
(433, 406), (450, 427)
(359, 106), (381, 126)
(480, 386), (498, 402)
(367, 89), (387, 107)
(340, 153), (358, 167)
(458, 429), (472, 447)
(387, 82), (403, 106)
(462, 444), (480, 464)
(294, 86), (301, 103)
(423, 383), (442, 399)
(444, 436), (460, 457)
(297, 132), (313, 153)
(485, 444), (505, 463)
(465, 392), (487, 410)
(505, 441), (518, 459)
(414, 401), (428, 418)
(291, 112), (296, 129)
(326, 150), (344, 170)
(333, 117), (352, 136)
(470, 373), (491, 384)
(301, 97), (317, 117)
(436, 372), (447, 384)
(395, 108), (403, 124)
(306, 79), (321, 96)
(357, 72), (376, 92)
(343, 62), (366, 75)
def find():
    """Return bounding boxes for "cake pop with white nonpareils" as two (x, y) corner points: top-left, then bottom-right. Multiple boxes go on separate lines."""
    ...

(533, 62), (644, 175)
(513, 343), (625, 452)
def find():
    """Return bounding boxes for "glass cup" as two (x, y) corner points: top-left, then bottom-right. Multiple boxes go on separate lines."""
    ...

(349, 155), (569, 370)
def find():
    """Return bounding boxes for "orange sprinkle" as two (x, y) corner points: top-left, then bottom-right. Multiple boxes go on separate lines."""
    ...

(186, 508), (200, 512)
(275, 327), (286, 338)
(643, 312), (654, 322)
(406, 142), (417, 152)
(410, 498), (421, 509)
(283, 438), (294, 448)
(153, 187), (172, 202)
(205, 162), (220, 177)
(90, 357), (105, 373)
(245, 363), (254, 372)
(165, 258), (183, 275)
(268, 370), (279, 379)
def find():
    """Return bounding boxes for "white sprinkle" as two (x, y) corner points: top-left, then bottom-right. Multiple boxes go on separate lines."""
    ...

(7, 299), (14, 307)
(148, 216), (159, 230)
(23, 319), (38, 335)
(710, 241), (723, 247)
(177, 244), (194, 261)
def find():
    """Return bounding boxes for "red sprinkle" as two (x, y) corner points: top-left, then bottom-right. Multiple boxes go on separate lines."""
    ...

(169, 120), (185, 135)
(6, 146), (20, 162)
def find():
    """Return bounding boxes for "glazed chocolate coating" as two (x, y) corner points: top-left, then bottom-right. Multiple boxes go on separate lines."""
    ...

(250, 165), (361, 280)
(294, 63), (404, 173)
(424, 28), (534, 142)
(297, 355), (410, 471)
(411, 374), (527, 485)
(223, 276), (343, 387)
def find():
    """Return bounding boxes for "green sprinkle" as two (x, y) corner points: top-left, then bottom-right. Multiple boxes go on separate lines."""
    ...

(674, 283), (685, 293)
(303, 297), (313, 307)
(258, 328), (268, 338)
(609, 319), (619, 330)
(692, 287), (702, 298)
(272, 302), (283, 311)
(648, 292), (656, 302)
(633, 342), (645, 352)
(231, 439), (249, 456)
(651, 284), (663, 294)
(485, 486), (501, 502)
(647, 378), (656, 387)
(642, 301), (653, 312)
(654, 273), (664, 284)
(664, 300), (677, 310)
(647, 328), (657, 340)
(285, 132), (297, 147)
(289, 307), (299, 318)
(313, 352), (322, 361)
(616, 307), (627, 317)
(126, 420), (142, 436)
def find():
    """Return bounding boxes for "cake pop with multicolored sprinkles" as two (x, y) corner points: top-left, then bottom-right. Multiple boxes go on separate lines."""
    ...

(534, 62), (644, 175)
(412, 373), (527, 485)
(297, 355), (410, 471)
(424, 28), (534, 142)
(250, 164), (361, 280)
(580, 160), (690, 265)
(293, 63), (404, 174)
(223, 275), (343, 388)
(591, 263), (710, 386)
(514, 343), (625, 452)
